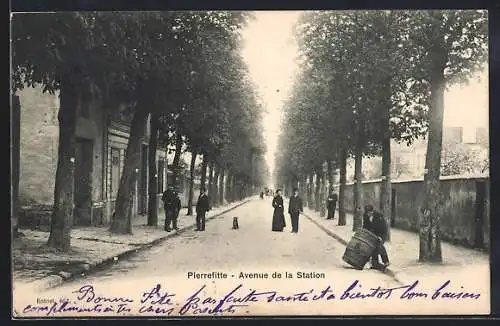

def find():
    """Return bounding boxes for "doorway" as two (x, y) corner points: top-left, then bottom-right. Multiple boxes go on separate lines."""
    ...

(474, 181), (486, 249)
(74, 138), (93, 226)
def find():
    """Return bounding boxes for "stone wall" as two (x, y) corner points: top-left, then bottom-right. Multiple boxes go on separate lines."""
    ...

(340, 176), (490, 249)
(18, 86), (60, 206)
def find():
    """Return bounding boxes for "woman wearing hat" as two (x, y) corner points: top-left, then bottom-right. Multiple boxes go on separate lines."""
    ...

(271, 189), (286, 231)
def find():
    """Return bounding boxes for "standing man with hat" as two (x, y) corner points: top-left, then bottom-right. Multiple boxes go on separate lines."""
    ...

(327, 187), (338, 220)
(196, 187), (211, 231)
(162, 185), (177, 232)
(288, 187), (303, 233)
(172, 188), (182, 231)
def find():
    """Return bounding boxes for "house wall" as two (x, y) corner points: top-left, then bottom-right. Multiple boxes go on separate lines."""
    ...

(104, 120), (168, 224)
(17, 86), (169, 228)
(18, 86), (59, 207)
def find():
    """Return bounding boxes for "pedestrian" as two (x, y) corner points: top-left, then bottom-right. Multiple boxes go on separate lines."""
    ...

(260, 191), (264, 199)
(363, 204), (390, 270)
(161, 185), (177, 232)
(327, 188), (338, 220)
(172, 188), (182, 231)
(196, 187), (211, 231)
(271, 189), (286, 232)
(288, 188), (303, 233)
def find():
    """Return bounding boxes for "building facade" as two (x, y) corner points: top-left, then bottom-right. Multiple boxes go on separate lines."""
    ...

(16, 85), (175, 228)
(390, 126), (489, 180)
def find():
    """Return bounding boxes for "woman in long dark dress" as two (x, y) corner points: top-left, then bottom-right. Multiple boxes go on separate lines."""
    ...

(272, 189), (286, 231)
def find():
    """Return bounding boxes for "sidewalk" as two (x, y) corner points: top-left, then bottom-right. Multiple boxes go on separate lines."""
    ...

(12, 198), (252, 292)
(302, 206), (490, 285)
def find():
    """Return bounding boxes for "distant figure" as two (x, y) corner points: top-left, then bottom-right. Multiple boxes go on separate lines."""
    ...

(271, 189), (286, 232)
(363, 204), (390, 270)
(260, 191), (264, 199)
(327, 188), (338, 220)
(288, 188), (303, 234)
(172, 189), (182, 231)
(161, 185), (177, 232)
(232, 217), (239, 230)
(196, 187), (211, 231)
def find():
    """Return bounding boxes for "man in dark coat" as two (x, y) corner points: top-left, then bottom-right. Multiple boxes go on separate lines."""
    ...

(172, 189), (182, 231)
(363, 204), (390, 270)
(288, 188), (303, 233)
(327, 188), (338, 220)
(162, 185), (177, 232)
(196, 187), (211, 231)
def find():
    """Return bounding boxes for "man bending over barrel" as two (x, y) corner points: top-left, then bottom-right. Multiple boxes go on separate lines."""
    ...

(363, 205), (390, 270)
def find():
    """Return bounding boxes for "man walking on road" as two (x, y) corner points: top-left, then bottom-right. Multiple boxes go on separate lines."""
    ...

(196, 187), (211, 231)
(327, 188), (338, 220)
(363, 204), (390, 270)
(162, 185), (177, 232)
(288, 188), (303, 233)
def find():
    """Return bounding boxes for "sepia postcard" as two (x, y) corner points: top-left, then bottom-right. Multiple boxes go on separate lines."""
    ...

(10, 9), (491, 317)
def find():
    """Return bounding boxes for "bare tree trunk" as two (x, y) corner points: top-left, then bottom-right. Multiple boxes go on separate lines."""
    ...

(327, 160), (334, 190)
(314, 169), (321, 212)
(234, 175), (238, 201)
(353, 126), (364, 231)
(319, 173), (326, 217)
(12, 95), (21, 238)
(239, 178), (244, 200)
(200, 153), (208, 190)
(309, 173), (315, 208)
(250, 150), (256, 195)
(172, 131), (183, 188)
(228, 173), (234, 202)
(304, 176), (308, 205)
(320, 164), (328, 217)
(187, 151), (197, 216)
(338, 149), (347, 226)
(47, 79), (79, 250)
(419, 48), (446, 263)
(208, 160), (214, 200)
(299, 174), (306, 201)
(225, 171), (231, 203)
(338, 153), (347, 225)
(219, 168), (225, 205)
(213, 165), (220, 207)
(110, 108), (149, 234)
(147, 114), (159, 226)
(380, 117), (392, 241)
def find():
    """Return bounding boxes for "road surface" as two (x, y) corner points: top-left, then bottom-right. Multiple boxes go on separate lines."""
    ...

(19, 198), (449, 316)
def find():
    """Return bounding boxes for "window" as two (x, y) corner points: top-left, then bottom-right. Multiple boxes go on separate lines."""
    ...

(158, 159), (165, 193)
(110, 148), (120, 198)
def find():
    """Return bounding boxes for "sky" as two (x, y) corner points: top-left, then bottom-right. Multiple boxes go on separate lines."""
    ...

(240, 11), (489, 185)
(241, 11), (301, 185)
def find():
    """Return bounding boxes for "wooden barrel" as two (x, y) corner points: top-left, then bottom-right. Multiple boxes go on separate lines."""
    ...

(342, 228), (379, 269)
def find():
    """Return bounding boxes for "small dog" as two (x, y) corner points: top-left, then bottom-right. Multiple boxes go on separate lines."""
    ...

(232, 217), (239, 230)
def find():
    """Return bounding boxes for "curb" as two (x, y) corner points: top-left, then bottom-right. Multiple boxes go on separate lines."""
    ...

(29, 199), (252, 292)
(302, 212), (408, 285)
